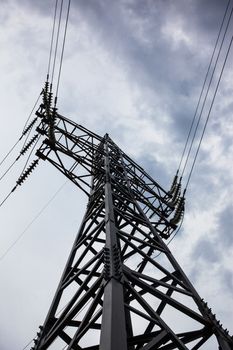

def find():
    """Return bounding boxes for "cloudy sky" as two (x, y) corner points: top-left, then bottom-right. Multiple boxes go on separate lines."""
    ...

(0, 0), (232, 349)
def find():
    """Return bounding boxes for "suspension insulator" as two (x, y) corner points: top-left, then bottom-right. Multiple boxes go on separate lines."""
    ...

(48, 91), (53, 109)
(168, 180), (181, 207)
(42, 81), (50, 105)
(42, 82), (53, 117)
(16, 159), (39, 186)
(45, 91), (53, 114)
(20, 134), (39, 156)
(42, 93), (46, 106)
(168, 173), (178, 195)
(170, 196), (185, 226)
(42, 92), (46, 106)
(22, 117), (38, 136)
(45, 81), (49, 94)
(48, 106), (57, 143)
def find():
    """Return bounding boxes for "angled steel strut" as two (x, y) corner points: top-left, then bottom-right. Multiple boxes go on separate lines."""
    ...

(31, 92), (232, 350)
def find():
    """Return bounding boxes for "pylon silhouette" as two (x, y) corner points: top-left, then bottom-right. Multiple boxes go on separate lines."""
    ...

(30, 90), (232, 349)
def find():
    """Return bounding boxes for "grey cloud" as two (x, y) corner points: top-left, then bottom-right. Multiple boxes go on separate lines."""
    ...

(192, 238), (220, 263)
(221, 269), (233, 293)
(69, 0), (230, 144)
(137, 152), (170, 188)
(14, 0), (230, 143)
(217, 204), (233, 246)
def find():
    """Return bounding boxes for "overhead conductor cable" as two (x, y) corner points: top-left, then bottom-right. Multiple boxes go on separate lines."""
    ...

(185, 34), (233, 191)
(163, 0), (232, 248)
(0, 91), (41, 168)
(177, 0), (231, 175)
(51, 0), (64, 89)
(47, 0), (59, 81)
(55, 0), (72, 104)
(181, 4), (233, 180)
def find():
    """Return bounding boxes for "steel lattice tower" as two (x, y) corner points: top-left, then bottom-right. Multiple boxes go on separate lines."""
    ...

(29, 89), (233, 350)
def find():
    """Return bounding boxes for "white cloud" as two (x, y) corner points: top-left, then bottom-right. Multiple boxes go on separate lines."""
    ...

(162, 17), (193, 50)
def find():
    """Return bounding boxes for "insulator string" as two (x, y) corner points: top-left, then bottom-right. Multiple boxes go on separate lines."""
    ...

(181, 4), (233, 180)
(0, 134), (41, 208)
(185, 34), (233, 191)
(22, 117), (38, 138)
(0, 129), (39, 184)
(20, 118), (39, 160)
(177, 0), (231, 174)
(18, 134), (41, 179)
(0, 92), (41, 168)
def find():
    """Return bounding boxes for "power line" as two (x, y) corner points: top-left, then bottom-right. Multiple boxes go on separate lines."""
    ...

(22, 91), (42, 134)
(0, 134), (41, 216)
(55, 0), (72, 103)
(0, 133), (40, 184)
(0, 181), (68, 262)
(0, 139), (21, 168)
(185, 34), (233, 191)
(21, 338), (34, 350)
(0, 92), (41, 169)
(151, 215), (185, 260)
(47, 0), (59, 80)
(181, 4), (233, 180)
(0, 156), (41, 210)
(0, 187), (16, 208)
(0, 158), (18, 182)
(177, 0), (231, 174)
(51, 0), (64, 88)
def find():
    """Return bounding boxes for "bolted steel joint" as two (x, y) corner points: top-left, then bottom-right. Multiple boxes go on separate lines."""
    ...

(103, 248), (111, 280)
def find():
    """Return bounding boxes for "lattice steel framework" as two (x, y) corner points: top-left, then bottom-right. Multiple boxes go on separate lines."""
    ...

(29, 90), (233, 350)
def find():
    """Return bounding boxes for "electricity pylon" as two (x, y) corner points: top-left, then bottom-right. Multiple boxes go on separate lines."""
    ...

(30, 88), (232, 349)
